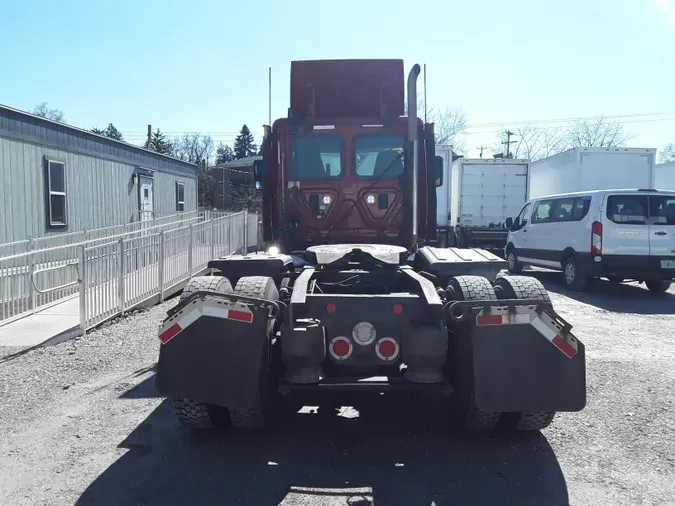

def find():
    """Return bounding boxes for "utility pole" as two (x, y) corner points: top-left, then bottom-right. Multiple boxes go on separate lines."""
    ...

(147, 124), (152, 150)
(502, 130), (517, 158)
(476, 145), (488, 158)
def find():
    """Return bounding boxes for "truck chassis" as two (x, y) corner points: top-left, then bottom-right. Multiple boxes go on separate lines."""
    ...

(155, 244), (586, 432)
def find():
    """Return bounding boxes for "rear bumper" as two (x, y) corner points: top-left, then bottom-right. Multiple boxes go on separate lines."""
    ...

(578, 254), (675, 281)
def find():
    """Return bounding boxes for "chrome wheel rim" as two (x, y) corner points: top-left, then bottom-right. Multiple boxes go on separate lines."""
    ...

(564, 262), (576, 285)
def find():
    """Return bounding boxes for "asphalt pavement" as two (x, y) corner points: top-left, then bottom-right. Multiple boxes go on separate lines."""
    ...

(0, 271), (674, 506)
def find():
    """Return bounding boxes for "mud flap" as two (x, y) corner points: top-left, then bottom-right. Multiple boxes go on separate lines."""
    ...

(447, 299), (586, 413)
(155, 291), (279, 411)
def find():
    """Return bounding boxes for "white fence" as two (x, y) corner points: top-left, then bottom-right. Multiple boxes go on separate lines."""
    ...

(0, 210), (208, 258)
(0, 211), (262, 333)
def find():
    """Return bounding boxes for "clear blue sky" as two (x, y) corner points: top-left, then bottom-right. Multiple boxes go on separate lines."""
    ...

(2, 0), (674, 158)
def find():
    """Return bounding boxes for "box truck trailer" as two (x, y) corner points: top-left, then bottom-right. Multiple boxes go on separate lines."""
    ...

(449, 157), (529, 248)
(655, 162), (675, 191)
(528, 147), (657, 198)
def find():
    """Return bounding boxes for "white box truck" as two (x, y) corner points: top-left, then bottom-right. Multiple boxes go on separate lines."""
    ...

(528, 147), (657, 198)
(435, 144), (454, 246)
(450, 157), (529, 248)
(655, 161), (675, 191)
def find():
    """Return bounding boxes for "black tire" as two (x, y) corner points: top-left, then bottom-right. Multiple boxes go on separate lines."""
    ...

(645, 280), (672, 293)
(492, 275), (556, 431)
(173, 398), (231, 429)
(180, 275), (233, 303)
(505, 248), (524, 274)
(228, 276), (279, 429)
(446, 276), (501, 431)
(493, 274), (550, 303)
(172, 276), (234, 430)
(562, 256), (589, 291)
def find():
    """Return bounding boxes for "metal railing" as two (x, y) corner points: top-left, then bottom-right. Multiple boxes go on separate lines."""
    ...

(0, 210), (261, 330)
(0, 210), (215, 258)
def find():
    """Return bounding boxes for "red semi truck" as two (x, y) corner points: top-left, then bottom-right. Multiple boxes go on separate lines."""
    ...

(155, 59), (586, 432)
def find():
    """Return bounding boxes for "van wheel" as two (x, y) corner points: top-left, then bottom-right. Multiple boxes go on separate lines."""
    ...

(645, 280), (672, 293)
(506, 249), (523, 274)
(562, 256), (589, 291)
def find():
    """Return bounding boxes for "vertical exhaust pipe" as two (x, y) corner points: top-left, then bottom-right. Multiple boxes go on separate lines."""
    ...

(407, 64), (421, 247)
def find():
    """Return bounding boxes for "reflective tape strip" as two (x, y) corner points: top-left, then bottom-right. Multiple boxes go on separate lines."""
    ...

(530, 316), (577, 358)
(476, 313), (531, 326)
(202, 305), (253, 323)
(159, 308), (201, 344)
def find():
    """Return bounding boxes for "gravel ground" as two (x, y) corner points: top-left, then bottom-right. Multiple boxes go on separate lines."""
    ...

(0, 272), (674, 506)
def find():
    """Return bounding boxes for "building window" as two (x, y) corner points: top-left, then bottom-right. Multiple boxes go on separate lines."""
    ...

(46, 159), (67, 228)
(176, 181), (185, 211)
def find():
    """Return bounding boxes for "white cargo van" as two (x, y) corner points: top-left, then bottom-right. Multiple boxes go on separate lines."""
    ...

(505, 189), (675, 292)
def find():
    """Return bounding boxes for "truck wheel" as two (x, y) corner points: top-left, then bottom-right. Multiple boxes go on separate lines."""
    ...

(562, 256), (589, 291)
(173, 398), (231, 429)
(492, 275), (556, 431)
(228, 276), (279, 429)
(645, 280), (672, 293)
(180, 275), (233, 302)
(505, 248), (523, 274)
(446, 276), (501, 431)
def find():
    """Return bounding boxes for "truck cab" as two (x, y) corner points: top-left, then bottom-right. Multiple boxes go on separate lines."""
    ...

(254, 59), (443, 252)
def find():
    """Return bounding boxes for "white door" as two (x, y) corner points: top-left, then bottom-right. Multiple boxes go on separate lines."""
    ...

(602, 193), (650, 256)
(648, 193), (675, 265)
(139, 176), (154, 222)
(509, 202), (532, 251)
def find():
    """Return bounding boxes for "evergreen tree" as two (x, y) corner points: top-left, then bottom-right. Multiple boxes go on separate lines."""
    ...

(233, 124), (257, 159)
(145, 129), (173, 155)
(92, 123), (124, 141)
(216, 142), (235, 164)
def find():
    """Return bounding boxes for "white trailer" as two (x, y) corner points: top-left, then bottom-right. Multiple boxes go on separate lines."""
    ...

(434, 144), (453, 246)
(528, 147), (657, 198)
(655, 161), (675, 191)
(450, 157), (529, 248)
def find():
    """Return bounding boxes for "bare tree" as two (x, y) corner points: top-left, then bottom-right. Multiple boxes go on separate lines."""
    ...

(490, 125), (569, 161)
(566, 115), (632, 148)
(490, 116), (633, 161)
(658, 143), (675, 163)
(405, 94), (468, 153)
(172, 133), (215, 166)
(32, 102), (65, 122)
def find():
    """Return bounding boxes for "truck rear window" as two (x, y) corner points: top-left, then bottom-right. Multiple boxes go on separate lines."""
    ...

(290, 135), (342, 179)
(354, 134), (405, 178)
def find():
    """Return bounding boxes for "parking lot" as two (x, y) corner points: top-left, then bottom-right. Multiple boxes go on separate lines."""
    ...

(0, 269), (673, 506)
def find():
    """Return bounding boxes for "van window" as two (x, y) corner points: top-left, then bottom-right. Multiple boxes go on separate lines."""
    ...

(532, 200), (554, 223)
(650, 195), (675, 225)
(553, 198), (575, 221)
(606, 195), (648, 225)
(571, 197), (591, 221)
(514, 202), (531, 228)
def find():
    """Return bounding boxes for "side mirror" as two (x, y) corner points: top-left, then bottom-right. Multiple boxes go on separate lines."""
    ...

(505, 217), (513, 229)
(253, 160), (265, 190)
(434, 156), (443, 187)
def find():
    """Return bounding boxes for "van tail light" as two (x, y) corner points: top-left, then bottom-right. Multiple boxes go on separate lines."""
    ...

(591, 221), (602, 255)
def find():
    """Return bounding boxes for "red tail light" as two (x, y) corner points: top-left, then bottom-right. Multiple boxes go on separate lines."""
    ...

(591, 221), (602, 255)
(375, 337), (399, 361)
(329, 337), (353, 360)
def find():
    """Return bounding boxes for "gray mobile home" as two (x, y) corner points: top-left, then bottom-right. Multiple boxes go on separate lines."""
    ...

(0, 105), (198, 244)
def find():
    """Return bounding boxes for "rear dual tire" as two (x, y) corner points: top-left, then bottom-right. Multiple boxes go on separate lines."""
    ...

(171, 275), (279, 431)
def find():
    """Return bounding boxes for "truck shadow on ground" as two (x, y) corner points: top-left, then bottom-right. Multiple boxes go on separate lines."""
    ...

(77, 384), (569, 506)
(524, 269), (675, 315)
